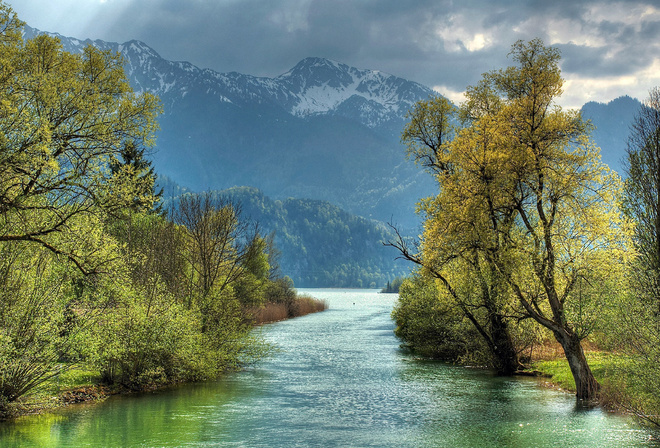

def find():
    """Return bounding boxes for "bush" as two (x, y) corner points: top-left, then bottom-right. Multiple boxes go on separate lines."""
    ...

(89, 298), (211, 389)
(0, 243), (93, 407)
(392, 275), (488, 362)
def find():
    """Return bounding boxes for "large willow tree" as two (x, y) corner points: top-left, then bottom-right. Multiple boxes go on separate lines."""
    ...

(393, 94), (521, 375)
(405, 39), (628, 400)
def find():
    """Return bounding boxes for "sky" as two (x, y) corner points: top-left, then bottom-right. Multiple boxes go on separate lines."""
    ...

(10, 0), (660, 108)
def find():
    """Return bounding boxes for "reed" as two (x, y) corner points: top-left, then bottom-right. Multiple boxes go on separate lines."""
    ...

(292, 294), (329, 317)
(251, 295), (328, 325)
(252, 303), (289, 324)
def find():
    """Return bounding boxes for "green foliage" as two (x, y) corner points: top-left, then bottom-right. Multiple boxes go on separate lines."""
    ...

(89, 296), (211, 389)
(233, 236), (271, 307)
(0, 3), (282, 412)
(0, 242), (96, 408)
(0, 3), (161, 274)
(381, 277), (404, 293)
(392, 276), (488, 362)
(109, 141), (163, 214)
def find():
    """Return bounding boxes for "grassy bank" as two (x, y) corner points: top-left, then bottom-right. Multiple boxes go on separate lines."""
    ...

(529, 349), (660, 427)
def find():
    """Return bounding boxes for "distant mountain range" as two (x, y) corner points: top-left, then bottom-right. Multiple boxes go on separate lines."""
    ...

(23, 26), (640, 226)
(20, 26), (642, 286)
(581, 95), (640, 173)
(23, 26), (436, 229)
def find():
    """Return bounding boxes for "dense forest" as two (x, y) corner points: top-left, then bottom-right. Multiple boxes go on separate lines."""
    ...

(390, 39), (660, 426)
(0, 4), (325, 418)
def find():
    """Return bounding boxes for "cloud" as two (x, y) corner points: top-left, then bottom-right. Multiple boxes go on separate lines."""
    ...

(11, 0), (660, 106)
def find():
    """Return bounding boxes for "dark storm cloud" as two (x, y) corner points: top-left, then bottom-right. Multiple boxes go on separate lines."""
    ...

(11, 0), (660, 106)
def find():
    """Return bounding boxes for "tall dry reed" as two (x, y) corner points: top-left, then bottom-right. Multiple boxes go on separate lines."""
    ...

(251, 295), (328, 325)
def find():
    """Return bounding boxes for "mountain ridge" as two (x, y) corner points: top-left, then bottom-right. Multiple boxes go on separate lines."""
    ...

(23, 26), (431, 130)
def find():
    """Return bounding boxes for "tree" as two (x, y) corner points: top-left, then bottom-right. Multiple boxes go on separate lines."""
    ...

(397, 39), (628, 400)
(623, 86), (660, 310)
(401, 95), (456, 175)
(463, 39), (625, 400)
(616, 87), (660, 426)
(109, 141), (163, 214)
(393, 94), (522, 375)
(171, 193), (257, 328)
(0, 4), (161, 275)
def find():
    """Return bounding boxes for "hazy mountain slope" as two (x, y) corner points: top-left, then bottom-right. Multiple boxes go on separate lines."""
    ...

(23, 26), (434, 227)
(581, 95), (641, 174)
(165, 186), (410, 288)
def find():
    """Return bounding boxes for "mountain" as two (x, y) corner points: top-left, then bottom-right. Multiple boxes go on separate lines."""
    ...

(23, 26), (435, 228)
(163, 185), (410, 287)
(23, 26), (643, 226)
(580, 95), (641, 174)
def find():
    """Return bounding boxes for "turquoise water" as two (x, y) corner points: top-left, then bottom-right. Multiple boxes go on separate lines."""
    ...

(1, 289), (658, 447)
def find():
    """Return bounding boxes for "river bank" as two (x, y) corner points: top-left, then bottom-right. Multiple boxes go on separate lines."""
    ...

(1, 295), (328, 421)
(1, 289), (656, 447)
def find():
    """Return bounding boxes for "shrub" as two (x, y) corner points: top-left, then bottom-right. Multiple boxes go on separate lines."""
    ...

(392, 276), (488, 362)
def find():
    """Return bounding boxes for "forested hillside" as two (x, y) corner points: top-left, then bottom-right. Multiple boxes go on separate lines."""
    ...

(167, 186), (410, 288)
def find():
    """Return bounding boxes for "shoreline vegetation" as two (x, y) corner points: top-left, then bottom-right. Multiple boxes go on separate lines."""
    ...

(2, 294), (329, 421)
(525, 349), (659, 426)
(0, 4), (335, 424)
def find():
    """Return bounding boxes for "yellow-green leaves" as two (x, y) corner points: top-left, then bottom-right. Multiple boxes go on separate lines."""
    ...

(0, 6), (161, 274)
(403, 39), (630, 395)
(401, 95), (456, 175)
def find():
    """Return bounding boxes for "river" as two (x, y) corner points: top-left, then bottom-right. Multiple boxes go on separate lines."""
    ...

(1, 289), (658, 447)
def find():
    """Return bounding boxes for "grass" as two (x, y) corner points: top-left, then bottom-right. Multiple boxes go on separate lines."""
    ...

(39, 367), (101, 396)
(530, 349), (660, 427)
(292, 294), (328, 316)
(4, 366), (105, 418)
(531, 351), (618, 391)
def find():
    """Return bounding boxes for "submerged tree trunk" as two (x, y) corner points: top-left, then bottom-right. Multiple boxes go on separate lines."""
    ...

(554, 330), (600, 400)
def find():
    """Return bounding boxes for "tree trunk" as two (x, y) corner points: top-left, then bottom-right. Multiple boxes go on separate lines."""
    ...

(555, 330), (600, 400)
(490, 312), (520, 375)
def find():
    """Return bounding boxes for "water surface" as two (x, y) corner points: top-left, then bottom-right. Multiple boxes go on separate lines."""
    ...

(1, 289), (658, 447)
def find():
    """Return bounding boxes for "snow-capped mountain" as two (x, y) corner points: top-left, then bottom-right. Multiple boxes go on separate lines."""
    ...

(24, 26), (432, 130)
(21, 26), (636, 227)
(22, 26), (436, 227)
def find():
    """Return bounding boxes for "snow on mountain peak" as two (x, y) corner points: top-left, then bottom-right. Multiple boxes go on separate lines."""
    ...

(274, 57), (432, 123)
(22, 25), (434, 128)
